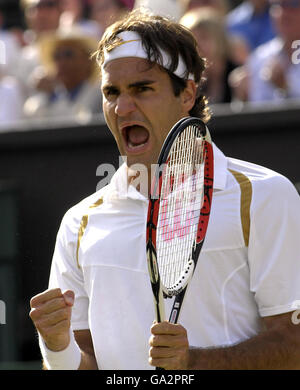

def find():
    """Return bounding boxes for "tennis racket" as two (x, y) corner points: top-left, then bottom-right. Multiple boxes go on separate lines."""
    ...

(146, 117), (214, 329)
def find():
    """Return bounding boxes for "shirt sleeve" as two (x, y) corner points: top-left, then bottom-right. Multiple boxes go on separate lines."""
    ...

(49, 208), (89, 330)
(248, 174), (300, 317)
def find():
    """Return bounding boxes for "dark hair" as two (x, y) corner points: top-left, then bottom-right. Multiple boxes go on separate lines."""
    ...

(94, 9), (211, 123)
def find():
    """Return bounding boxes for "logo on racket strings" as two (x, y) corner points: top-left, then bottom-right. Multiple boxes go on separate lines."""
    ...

(159, 198), (195, 242)
(158, 169), (204, 242)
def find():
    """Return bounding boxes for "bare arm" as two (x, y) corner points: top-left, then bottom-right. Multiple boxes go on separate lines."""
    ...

(149, 311), (300, 369)
(75, 329), (98, 370)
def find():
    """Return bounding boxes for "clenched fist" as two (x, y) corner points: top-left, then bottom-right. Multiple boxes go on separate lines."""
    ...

(149, 321), (190, 369)
(29, 288), (74, 352)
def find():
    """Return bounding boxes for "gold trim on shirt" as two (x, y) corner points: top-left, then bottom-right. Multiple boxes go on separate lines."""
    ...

(229, 170), (252, 247)
(76, 197), (103, 268)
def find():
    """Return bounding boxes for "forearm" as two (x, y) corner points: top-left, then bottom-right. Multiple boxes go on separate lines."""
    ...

(78, 351), (98, 370)
(188, 328), (300, 370)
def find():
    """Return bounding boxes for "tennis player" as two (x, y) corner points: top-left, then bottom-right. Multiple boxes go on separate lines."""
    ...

(29, 10), (300, 370)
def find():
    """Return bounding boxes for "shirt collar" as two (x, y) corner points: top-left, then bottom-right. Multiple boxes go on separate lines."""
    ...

(104, 163), (148, 202)
(212, 143), (228, 191)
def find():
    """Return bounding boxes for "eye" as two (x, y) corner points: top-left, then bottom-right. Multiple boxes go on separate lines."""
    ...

(136, 85), (153, 93)
(103, 87), (119, 99)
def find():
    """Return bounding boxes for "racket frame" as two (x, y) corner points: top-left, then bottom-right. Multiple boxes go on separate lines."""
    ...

(146, 117), (214, 324)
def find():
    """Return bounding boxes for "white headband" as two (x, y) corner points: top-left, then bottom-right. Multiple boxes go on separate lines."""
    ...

(102, 31), (194, 80)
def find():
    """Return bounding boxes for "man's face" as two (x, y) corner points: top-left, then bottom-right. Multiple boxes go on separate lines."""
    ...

(26, 0), (61, 34)
(53, 41), (92, 89)
(91, 0), (124, 31)
(101, 57), (194, 171)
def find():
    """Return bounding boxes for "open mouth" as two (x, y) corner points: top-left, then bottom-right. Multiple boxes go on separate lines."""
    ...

(122, 125), (150, 152)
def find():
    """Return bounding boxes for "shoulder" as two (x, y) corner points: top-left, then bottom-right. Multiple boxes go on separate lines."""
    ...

(64, 186), (108, 219)
(228, 157), (299, 206)
(228, 156), (291, 184)
(58, 185), (110, 239)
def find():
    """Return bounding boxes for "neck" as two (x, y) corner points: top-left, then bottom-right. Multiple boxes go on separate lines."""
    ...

(127, 165), (151, 198)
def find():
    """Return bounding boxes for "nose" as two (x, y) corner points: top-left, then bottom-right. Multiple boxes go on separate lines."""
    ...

(115, 93), (136, 117)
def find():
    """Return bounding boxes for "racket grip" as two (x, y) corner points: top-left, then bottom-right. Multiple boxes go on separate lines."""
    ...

(156, 287), (165, 323)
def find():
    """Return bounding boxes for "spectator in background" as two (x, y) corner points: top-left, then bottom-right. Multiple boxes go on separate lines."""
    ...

(0, 4), (21, 77)
(180, 7), (237, 103)
(180, 0), (230, 16)
(0, 2), (24, 126)
(23, 29), (102, 121)
(0, 67), (24, 127)
(231, 0), (300, 103)
(134, 0), (184, 20)
(90, 0), (135, 35)
(180, 0), (249, 66)
(15, 0), (62, 98)
(59, 0), (101, 38)
(20, 0), (62, 44)
(248, 0), (300, 102)
(226, 0), (276, 52)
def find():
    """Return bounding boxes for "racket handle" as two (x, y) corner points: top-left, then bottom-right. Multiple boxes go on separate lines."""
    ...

(155, 287), (165, 323)
(155, 288), (165, 371)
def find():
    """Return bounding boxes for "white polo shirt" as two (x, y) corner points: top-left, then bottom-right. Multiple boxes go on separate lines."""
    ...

(49, 144), (300, 370)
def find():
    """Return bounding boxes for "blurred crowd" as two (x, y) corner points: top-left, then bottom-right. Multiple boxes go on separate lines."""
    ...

(0, 0), (300, 128)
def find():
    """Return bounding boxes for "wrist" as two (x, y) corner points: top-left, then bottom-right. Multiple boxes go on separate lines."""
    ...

(39, 329), (81, 370)
(44, 333), (70, 352)
(187, 346), (200, 370)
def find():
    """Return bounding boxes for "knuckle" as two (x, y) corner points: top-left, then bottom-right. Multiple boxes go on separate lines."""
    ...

(149, 335), (155, 346)
(152, 335), (159, 346)
(30, 295), (40, 309)
(148, 346), (155, 357)
(177, 323), (186, 334)
(29, 307), (40, 322)
(29, 307), (35, 319)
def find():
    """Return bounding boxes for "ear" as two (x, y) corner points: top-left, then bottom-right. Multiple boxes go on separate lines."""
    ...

(180, 80), (197, 115)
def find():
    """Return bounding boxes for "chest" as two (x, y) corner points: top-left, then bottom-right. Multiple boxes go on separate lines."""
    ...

(78, 188), (245, 273)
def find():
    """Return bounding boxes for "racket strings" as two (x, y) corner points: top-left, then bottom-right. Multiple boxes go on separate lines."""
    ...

(157, 125), (206, 294)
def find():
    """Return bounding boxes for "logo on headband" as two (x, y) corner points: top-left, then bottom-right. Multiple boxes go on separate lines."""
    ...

(102, 31), (194, 80)
(115, 39), (141, 48)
